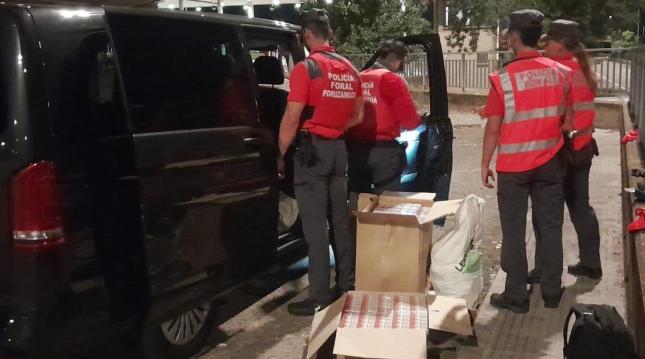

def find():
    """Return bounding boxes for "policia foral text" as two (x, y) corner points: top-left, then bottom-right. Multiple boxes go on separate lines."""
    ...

(481, 9), (575, 313)
(277, 9), (364, 316)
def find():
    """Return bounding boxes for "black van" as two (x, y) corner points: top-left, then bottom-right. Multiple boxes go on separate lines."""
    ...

(0, 5), (306, 358)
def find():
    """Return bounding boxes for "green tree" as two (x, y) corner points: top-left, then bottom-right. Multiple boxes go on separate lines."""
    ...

(302, 0), (432, 54)
(613, 30), (640, 48)
(445, 0), (644, 50)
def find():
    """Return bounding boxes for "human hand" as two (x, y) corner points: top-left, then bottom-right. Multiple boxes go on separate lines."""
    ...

(481, 166), (496, 188)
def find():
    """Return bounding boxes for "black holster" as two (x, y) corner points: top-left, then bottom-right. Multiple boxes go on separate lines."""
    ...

(296, 131), (320, 167)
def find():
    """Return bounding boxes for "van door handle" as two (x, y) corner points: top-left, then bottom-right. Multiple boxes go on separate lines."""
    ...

(243, 137), (263, 146)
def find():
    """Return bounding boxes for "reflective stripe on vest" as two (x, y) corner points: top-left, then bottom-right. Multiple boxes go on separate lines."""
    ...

(572, 100), (595, 112)
(508, 105), (566, 123)
(499, 68), (516, 122)
(498, 137), (561, 154)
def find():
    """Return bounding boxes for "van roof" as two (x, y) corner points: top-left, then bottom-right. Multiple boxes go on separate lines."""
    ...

(0, 3), (300, 32)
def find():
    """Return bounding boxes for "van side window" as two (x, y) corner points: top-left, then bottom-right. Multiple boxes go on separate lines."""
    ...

(107, 15), (257, 134)
(243, 29), (303, 136)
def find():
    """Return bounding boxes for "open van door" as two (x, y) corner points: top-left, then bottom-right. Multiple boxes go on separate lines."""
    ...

(361, 34), (453, 201)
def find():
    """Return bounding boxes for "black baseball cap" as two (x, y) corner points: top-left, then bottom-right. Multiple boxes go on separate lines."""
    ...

(508, 9), (544, 31)
(376, 40), (408, 60)
(544, 19), (582, 41)
(300, 8), (329, 25)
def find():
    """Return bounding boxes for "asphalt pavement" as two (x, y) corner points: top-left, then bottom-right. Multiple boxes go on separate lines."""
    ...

(199, 113), (623, 359)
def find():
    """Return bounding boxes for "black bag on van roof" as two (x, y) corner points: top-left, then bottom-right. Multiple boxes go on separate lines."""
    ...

(563, 304), (637, 359)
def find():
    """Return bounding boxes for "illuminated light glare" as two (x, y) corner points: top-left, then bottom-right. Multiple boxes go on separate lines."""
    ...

(23, 69), (27, 73)
(294, 3), (301, 9)
(271, 0), (280, 6)
(324, 0), (332, 4)
(167, 4), (176, 9)
(195, 6), (201, 11)
(17, 54), (22, 65)
(1, 142), (5, 146)
(58, 9), (92, 18)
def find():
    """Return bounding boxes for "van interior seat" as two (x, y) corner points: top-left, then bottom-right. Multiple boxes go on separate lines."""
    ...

(253, 56), (288, 136)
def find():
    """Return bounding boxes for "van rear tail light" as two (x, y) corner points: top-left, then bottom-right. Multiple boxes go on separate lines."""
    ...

(10, 161), (65, 251)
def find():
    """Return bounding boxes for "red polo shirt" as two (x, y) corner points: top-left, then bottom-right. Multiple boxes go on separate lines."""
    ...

(288, 45), (362, 139)
(348, 64), (419, 141)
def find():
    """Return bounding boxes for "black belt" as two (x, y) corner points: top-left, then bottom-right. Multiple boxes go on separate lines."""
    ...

(347, 139), (400, 148)
(299, 130), (345, 142)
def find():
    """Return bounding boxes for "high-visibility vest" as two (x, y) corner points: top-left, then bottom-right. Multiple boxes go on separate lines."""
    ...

(489, 54), (573, 172)
(348, 68), (397, 140)
(556, 57), (595, 150)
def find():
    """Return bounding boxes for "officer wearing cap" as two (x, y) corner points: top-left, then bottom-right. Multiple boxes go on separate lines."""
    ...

(278, 8), (363, 316)
(529, 19), (602, 284)
(481, 9), (574, 313)
(347, 40), (419, 198)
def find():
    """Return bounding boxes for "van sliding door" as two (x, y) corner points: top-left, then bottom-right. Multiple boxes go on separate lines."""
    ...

(105, 10), (279, 307)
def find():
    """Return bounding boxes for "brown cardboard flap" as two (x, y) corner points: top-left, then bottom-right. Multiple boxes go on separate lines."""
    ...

(426, 295), (473, 336)
(307, 294), (347, 359)
(355, 211), (421, 226)
(357, 193), (378, 212)
(421, 199), (463, 224)
(380, 191), (436, 205)
(334, 328), (427, 359)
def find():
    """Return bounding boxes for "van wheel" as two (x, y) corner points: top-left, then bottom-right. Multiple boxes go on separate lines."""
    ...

(143, 302), (216, 359)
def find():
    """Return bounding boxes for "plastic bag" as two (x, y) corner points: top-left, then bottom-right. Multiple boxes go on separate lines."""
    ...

(430, 195), (485, 308)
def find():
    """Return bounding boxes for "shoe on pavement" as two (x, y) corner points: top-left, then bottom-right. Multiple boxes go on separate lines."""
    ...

(526, 268), (541, 284)
(331, 285), (355, 300)
(543, 288), (565, 309)
(568, 263), (602, 279)
(287, 298), (327, 316)
(490, 293), (529, 314)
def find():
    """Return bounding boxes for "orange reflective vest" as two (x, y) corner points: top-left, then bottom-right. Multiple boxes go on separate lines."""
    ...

(554, 56), (595, 150)
(489, 53), (573, 172)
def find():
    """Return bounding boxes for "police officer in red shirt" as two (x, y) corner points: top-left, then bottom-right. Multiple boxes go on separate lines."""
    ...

(278, 9), (364, 316)
(347, 40), (420, 196)
(481, 9), (574, 313)
(529, 20), (602, 284)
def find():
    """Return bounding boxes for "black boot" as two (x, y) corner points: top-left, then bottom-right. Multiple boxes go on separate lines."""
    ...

(567, 263), (602, 279)
(542, 288), (565, 309)
(490, 293), (529, 313)
(526, 268), (541, 284)
(287, 299), (328, 316)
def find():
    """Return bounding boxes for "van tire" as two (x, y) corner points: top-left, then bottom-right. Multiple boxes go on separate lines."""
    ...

(141, 301), (217, 359)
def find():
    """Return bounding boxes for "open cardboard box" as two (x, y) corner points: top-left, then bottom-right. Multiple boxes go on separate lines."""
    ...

(355, 192), (462, 292)
(306, 291), (473, 359)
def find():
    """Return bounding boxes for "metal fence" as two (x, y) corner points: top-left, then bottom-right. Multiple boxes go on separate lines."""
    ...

(346, 48), (633, 95)
(631, 46), (645, 144)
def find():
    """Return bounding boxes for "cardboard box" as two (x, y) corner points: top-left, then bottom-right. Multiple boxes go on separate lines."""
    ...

(355, 192), (462, 292)
(306, 291), (472, 359)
